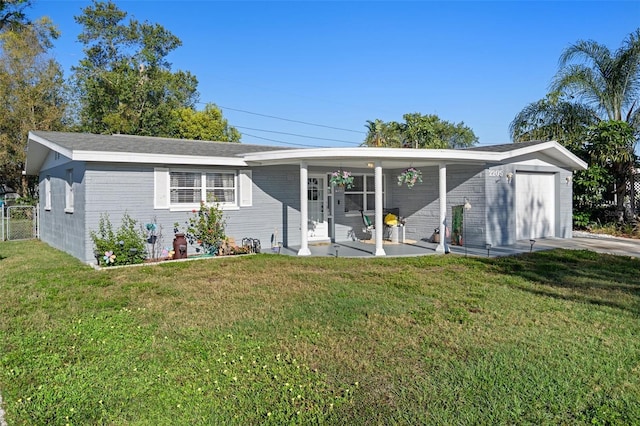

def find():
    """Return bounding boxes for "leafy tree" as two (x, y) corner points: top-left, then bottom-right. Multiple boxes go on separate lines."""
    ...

(0, 0), (31, 31)
(585, 121), (636, 217)
(363, 113), (478, 149)
(71, 0), (199, 136)
(364, 119), (399, 147)
(510, 29), (640, 222)
(0, 18), (67, 197)
(170, 103), (241, 142)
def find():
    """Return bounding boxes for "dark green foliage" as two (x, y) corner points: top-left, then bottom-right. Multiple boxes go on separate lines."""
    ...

(0, 0), (31, 31)
(72, 0), (198, 136)
(364, 113), (478, 148)
(510, 29), (640, 224)
(90, 212), (146, 266)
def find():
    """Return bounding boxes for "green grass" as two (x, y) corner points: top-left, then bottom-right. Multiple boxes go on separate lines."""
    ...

(1, 240), (639, 425)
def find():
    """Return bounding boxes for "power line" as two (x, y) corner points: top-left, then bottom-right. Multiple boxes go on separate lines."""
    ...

(234, 125), (361, 145)
(241, 132), (325, 148)
(212, 104), (366, 134)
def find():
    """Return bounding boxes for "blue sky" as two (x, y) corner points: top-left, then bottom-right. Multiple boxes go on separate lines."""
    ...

(31, 0), (640, 148)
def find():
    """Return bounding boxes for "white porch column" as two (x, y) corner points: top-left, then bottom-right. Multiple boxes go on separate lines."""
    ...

(374, 161), (386, 256)
(298, 162), (311, 256)
(435, 162), (448, 254)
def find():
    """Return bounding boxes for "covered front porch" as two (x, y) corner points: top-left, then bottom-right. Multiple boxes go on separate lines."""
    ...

(279, 238), (574, 258)
(240, 142), (587, 256)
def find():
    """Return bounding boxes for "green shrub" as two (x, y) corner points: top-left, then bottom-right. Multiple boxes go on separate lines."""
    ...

(184, 201), (226, 255)
(90, 212), (147, 266)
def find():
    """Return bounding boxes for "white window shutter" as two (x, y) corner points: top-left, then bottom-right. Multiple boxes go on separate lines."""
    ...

(154, 168), (170, 209)
(239, 170), (252, 207)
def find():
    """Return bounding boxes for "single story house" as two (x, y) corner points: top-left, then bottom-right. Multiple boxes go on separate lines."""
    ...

(24, 131), (587, 264)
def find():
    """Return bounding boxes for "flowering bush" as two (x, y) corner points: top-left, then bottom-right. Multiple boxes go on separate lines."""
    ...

(184, 201), (226, 255)
(90, 212), (147, 266)
(330, 170), (354, 189)
(397, 167), (423, 189)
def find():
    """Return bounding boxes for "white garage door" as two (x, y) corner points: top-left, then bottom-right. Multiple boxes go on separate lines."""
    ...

(516, 172), (556, 240)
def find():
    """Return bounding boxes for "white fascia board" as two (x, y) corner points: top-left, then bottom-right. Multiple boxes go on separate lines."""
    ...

(25, 132), (73, 175)
(72, 151), (248, 166)
(28, 131), (73, 158)
(498, 141), (587, 170)
(242, 147), (501, 165)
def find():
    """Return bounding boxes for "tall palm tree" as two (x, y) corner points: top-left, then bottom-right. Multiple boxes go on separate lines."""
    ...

(511, 29), (640, 143)
(552, 29), (640, 126)
(510, 29), (640, 220)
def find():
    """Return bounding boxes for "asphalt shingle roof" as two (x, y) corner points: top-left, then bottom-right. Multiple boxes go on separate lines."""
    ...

(464, 140), (551, 153)
(31, 131), (289, 158)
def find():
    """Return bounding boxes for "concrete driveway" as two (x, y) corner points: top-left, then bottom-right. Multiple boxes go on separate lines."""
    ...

(552, 232), (640, 258)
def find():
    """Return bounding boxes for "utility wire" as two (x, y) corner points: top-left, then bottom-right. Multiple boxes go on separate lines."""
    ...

(241, 132), (325, 148)
(214, 104), (366, 134)
(234, 125), (361, 145)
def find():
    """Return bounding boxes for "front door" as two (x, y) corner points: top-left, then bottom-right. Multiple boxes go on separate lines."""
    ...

(308, 176), (328, 240)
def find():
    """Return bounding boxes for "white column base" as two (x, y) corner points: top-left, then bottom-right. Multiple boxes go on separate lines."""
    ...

(297, 247), (311, 256)
(375, 247), (386, 256)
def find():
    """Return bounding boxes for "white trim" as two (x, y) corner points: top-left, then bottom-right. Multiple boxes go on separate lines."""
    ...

(64, 168), (74, 213)
(241, 142), (587, 171)
(44, 175), (51, 211)
(169, 205), (239, 212)
(239, 170), (253, 207)
(168, 169), (238, 207)
(154, 167), (170, 209)
(73, 151), (247, 167)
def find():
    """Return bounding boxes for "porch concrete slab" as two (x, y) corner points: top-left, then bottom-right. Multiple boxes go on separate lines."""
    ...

(278, 233), (640, 259)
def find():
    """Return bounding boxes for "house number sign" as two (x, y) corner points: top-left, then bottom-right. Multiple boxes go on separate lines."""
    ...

(488, 169), (504, 177)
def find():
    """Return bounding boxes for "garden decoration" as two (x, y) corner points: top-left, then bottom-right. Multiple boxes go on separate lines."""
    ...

(145, 222), (158, 244)
(397, 167), (423, 189)
(330, 170), (354, 189)
(103, 251), (116, 264)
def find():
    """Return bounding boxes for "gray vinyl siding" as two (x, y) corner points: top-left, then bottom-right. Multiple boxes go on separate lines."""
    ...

(228, 165), (301, 249)
(388, 164), (486, 247)
(485, 164), (574, 246)
(80, 163), (303, 264)
(38, 161), (87, 262)
(84, 164), (156, 263)
(37, 158), (576, 264)
(485, 164), (516, 247)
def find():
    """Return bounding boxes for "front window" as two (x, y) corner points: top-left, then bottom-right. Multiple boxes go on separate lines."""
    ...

(344, 174), (384, 212)
(170, 170), (236, 207)
(206, 172), (236, 204)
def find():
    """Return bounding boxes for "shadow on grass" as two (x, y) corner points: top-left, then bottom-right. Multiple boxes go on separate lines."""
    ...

(489, 249), (640, 316)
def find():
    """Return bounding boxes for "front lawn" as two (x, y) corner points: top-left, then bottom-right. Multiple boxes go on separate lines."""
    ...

(0, 241), (639, 424)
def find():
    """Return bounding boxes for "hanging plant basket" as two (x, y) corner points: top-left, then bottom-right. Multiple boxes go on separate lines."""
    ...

(330, 170), (354, 189)
(397, 167), (423, 189)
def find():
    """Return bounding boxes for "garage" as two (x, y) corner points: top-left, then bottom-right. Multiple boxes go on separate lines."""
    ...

(516, 172), (556, 240)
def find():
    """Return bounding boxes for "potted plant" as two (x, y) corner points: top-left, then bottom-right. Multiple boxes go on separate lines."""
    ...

(397, 167), (423, 189)
(329, 170), (354, 189)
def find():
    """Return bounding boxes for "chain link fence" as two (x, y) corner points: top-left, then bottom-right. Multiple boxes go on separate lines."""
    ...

(3, 206), (37, 241)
